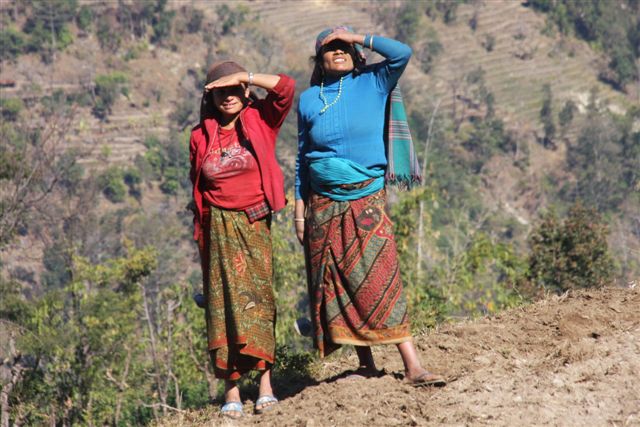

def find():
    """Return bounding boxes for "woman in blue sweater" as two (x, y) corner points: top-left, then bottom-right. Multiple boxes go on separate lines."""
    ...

(295, 26), (446, 387)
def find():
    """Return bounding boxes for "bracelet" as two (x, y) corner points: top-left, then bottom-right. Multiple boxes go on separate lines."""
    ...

(248, 72), (254, 86)
(365, 34), (374, 50)
(294, 218), (305, 222)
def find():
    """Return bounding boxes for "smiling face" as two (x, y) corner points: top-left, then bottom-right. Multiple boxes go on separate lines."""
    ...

(211, 85), (249, 119)
(321, 40), (355, 77)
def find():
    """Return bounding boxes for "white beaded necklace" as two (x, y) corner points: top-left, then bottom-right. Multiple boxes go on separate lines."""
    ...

(319, 76), (344, 114)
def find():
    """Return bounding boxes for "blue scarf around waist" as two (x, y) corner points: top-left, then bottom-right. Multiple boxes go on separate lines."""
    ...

(309, 157), (384, 201)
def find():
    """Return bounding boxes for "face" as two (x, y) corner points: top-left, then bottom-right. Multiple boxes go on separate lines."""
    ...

(211, 85), (249, 118)
(321, 40), (355, 77)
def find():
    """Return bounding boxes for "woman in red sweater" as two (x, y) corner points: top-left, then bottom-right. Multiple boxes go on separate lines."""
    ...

(189, 61), (294, 418)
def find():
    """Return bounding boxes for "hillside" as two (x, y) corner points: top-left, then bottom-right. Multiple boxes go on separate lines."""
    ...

(157, 285), (640, 426)
(1, 0), (633, 166)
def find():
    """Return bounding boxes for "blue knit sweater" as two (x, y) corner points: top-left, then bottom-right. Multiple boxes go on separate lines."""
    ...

(295, 36), (412, 201)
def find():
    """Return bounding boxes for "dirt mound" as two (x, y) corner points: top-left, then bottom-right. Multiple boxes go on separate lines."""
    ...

(159, 287), (640, 426)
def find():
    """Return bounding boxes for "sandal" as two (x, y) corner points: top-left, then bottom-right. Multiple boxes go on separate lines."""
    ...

(254, 395), (278, 414)
(220, 401), (244, 419)
(405, 371), (447, 387)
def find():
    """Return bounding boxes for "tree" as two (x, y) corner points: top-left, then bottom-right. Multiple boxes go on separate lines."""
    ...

(97, 167), (127, 203)
(0, 27), (25, 61)
(565, 100), (631, 211)
(539, 83), (556, 148)
(24, 0), (77, 60)
(558, 100), (577, 133)
(530, 0), (640, 89)
(528, 202), (615, 293)
(92, 72), (128, 119)
(0, 98), (23, 121)
(2, 246), (157, 426)
(0, 109), (79, 246)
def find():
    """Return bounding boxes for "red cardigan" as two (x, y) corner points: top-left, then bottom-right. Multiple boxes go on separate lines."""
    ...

(189, 74), (295, 240)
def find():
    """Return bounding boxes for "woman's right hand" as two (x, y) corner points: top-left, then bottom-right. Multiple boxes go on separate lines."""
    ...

(294, 199), (306, 245)
(321, 30), (365, 47)
(204, 71), (246, 91)
(295, 221), (305, 245)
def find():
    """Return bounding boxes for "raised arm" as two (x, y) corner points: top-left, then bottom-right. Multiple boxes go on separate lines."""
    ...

(364, 35), (412, 92)
(318, 30), (412, 92)
(205, 72), (295, 129)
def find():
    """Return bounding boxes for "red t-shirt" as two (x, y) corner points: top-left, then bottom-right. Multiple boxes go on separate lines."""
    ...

(201, 127), (265, 210)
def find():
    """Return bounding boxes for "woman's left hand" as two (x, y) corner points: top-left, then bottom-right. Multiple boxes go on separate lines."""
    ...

(204, 72), (246, 91)
(321, 30), (365, 47)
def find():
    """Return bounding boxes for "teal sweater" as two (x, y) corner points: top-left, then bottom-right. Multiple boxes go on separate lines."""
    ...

(295, 35), (412, 200)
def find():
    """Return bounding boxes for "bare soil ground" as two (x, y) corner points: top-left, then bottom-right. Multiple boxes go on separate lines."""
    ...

(157, 286), (639, 426)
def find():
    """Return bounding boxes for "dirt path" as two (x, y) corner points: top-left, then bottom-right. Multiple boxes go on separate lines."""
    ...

(160, 287), (640, 426)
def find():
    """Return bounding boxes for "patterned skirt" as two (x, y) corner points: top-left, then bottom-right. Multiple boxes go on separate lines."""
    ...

(201, 205), (275, 380)
(305, 188), (411, 358)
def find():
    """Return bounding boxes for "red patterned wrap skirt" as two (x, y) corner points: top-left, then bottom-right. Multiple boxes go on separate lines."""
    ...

(304, 189), (412, 357)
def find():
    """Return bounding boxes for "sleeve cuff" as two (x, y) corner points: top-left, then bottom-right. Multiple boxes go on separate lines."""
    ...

(269, 73), (293, 95)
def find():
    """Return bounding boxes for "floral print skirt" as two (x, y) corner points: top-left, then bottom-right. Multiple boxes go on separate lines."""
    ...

(202, 206), (275, 380)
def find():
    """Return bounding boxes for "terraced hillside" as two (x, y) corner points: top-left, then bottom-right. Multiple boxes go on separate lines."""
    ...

(2, 0), (633, 170)
(426, 1), (630, 127)
(1, 20), (201, 169)
(245, 0), (631, 129)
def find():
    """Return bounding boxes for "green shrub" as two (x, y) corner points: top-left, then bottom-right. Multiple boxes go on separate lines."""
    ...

(558, 100), (577, 128)
(463, 117), (512, 172)
(272, 344), (315, 395)
(395, 1), (421, 44)
(424, 0), (467, 24)
(417, 28), (443, 74)
(151, 9), (175, 44)
(564, 103), (637, 212)
(92, 72), (128, 119)
(42, 239), (72, 288)
(0, 27), (25, 60)
(482, 33), (495, 52)
(122, 41), (148, 61)
(216, 4), (249, 35)
(23, 0), (76, 58)
(187, 8), (204, 33)
(123, 167), (142, 199)
(138, 133), (190, 194)
(270, 206), (309, 351)
(96, 15), (121, 52)
(539, 83), (556, 147)
(0, 278), (31, 323)
(98, 166), (127, 203)
(169, 98), (197, 130)
(76, 5), (93, 31)
(0, 98), (24, 121)
(528, 202), (615, 293)
(159, 167), (180, 195)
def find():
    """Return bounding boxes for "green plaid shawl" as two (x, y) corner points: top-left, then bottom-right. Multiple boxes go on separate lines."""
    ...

(385, 85), (422, 189)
